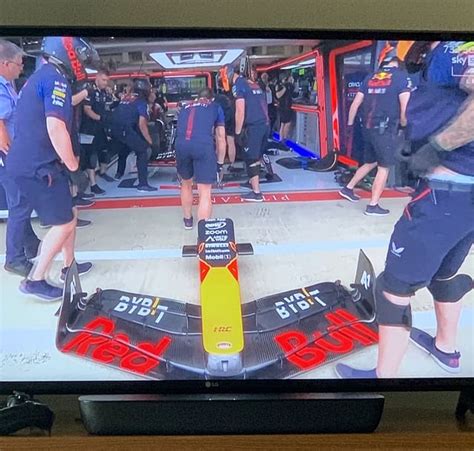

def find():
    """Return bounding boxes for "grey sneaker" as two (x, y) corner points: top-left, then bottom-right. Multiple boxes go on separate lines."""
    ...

(338, 186), (360, 202)
(241, 191), (264, 202)
(365, 204), (390, 216)
(410, 327), (461, 373)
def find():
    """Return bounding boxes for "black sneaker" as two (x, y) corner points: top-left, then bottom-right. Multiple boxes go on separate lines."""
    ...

(90, 184), (106, 195)
(99, 172), (115, 182)
(183, 217), (193, 230)
(338, 186), (360, 202)
(114, 172), (124, 180)
(137, 184), (158, 192)
(59, 261), (93, 282)
(365, 204), (390, 216)
(76, 218), (92, 228)
(73, 196), (96, 208)
(79, 192), (95, 199)
(4, 260), (33, 278)
(20, 279), (63, 302)
(241, 191), (264, 202)
(410, 328), (461, 373)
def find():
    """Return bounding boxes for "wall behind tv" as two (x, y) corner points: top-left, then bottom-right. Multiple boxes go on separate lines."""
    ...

(0, 0), (473, 31)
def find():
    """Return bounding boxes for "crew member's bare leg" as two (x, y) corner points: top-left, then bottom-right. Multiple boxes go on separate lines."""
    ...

(180, 178), (193, 219)
(376, 292), (411, 378)
(196, 183), (212, 220)
(30, 216), (77, 281)
(61, 208), (78, 268)
(227, 136), (236, 165)
(434, 300), (463, 353)
(369, 166), (390, 206)
(346, 162), (378, 190)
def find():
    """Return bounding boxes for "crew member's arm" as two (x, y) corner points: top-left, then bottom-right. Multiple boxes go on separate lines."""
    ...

(72, 90), (88, 106)
(275, 84), (286, 99)
(0, 87), (13, 152)
(84, 104), (101, 121)
(138, 116), (153, 145)
(215, 105), (226, 164)
(46, 117), (78, 171)
(0, 120), (10, 153)
(137, 99), (153, 145)
(398, 91), (410, 127)
(434, 69), (474, 150)
(234, 98), (245, 135)
(347, 92), (364, 126)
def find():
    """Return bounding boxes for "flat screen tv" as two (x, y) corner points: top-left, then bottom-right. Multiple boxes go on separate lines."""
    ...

(0, 27), (472, 407)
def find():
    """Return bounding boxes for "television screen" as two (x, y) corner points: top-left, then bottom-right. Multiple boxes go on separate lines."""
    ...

(0, 31), (472, 390)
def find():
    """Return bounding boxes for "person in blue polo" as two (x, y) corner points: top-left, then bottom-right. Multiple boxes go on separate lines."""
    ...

(336, 41), (474, 379)
(6, 36), (98, 301)
(223, 63), (270, 202)
(110, 78), (157, 192)
(0, 39), (41, 277)
(175, 87), (226, 229)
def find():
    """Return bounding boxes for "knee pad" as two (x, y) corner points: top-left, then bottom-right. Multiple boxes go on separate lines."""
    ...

(246, 159), (260, 178)
(428, 274), (473, 303)
(375, 273), (412, 327)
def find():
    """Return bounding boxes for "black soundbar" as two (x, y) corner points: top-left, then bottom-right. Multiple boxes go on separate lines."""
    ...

(79, 393), (384, 435)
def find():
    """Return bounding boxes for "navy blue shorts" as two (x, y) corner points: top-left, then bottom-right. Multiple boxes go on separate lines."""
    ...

(384, 181), (474, 294)
(243, 123), (269, 161)
(362, 127), (402, 168)
(14, 163), (74, 226)
(175, 140), (217, 185)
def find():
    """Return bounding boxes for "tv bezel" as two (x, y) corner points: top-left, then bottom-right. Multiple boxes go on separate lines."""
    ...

(0, 25), (472, 395)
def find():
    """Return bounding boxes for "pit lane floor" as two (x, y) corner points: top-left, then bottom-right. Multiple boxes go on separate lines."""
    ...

(0, 198), (472, 381)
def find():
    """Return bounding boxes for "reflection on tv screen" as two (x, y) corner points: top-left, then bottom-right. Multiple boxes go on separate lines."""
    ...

(0, 35), (472, 383)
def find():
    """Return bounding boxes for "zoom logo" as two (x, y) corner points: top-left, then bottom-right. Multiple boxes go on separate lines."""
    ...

(205, 221), (227, 231)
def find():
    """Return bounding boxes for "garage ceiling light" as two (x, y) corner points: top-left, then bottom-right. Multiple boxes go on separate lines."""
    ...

(149, 49), (243, 69)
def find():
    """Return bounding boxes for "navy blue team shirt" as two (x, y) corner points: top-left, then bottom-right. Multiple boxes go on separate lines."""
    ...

(176, 98), (225, 146)
(7, 63), (72, 177)
(81, 86), (108, 135)
(409, 41), (474, 176)
(358, 66), (412, 129)
(111, 94), (149, 128)
(232, 76), (269, 127)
